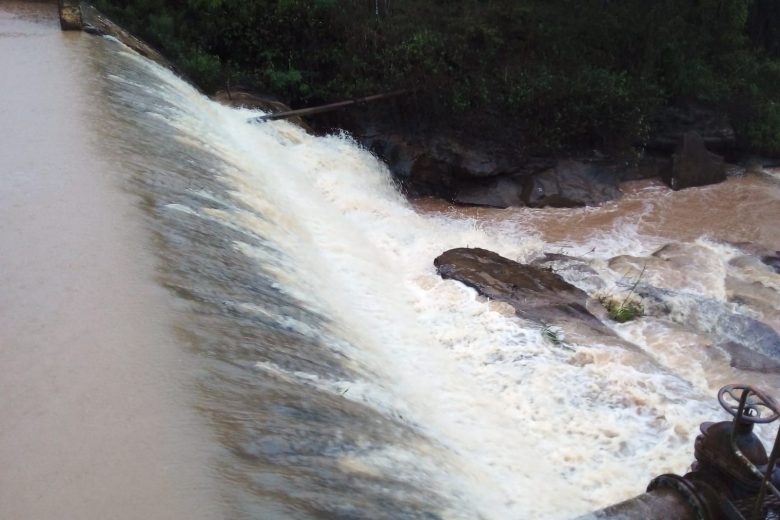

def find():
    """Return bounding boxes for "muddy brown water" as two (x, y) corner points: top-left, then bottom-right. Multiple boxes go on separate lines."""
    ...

(415, 175), (780, 253)
(0, 3), (223, 519)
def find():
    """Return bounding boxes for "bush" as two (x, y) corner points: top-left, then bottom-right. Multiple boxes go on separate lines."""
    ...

(95, 0), (780, 155)
(180, 48), (222, 92)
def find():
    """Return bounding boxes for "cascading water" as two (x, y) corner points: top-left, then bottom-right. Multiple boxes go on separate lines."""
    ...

(44, 22), (780, 520)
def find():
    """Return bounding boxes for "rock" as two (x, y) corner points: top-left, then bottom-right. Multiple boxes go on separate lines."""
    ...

(452, 159), (623, 209)
(531, 253), (606, 293)
(718, 341), (780, 373)
(453, 176), (525, 207)
(58, 0), (82, 30)
(213, 90), (310, 130)
(434, 248), (617, 339)
(617, 155), (672, 182)
(633, 284), (780, 361)
(664, 132), (726, 190)
(646, 103), (736, 155)
(367, 132), (553, 199)
(763, 254), (780, 274)
(725, 241), (780, 274)
(523, 160), (622, 207)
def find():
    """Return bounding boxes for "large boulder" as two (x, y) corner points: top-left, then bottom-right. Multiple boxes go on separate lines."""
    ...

(367, 132), (551, 199)
(664, 132), (726, 190)
(434, 248), (618, 340)
(447, 159), (623, 209)
(450, 160), (623, 209)
(522, 159), (622, 208)
(453, 176), (526, 207)
(718, 341), (780, 373)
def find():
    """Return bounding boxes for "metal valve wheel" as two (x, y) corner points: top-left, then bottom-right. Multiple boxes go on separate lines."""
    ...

(718, 384), (780, 424)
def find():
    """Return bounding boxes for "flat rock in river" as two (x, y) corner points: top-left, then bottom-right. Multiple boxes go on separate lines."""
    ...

(434, 247), (617, 339)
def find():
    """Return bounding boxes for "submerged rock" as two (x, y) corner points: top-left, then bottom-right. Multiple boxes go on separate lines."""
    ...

(664, 132), (726, 190)
(725, 241), (780, 274)
(531, 253), (606, 293)
(634, 284), (780, 361)
(763, 254), (780, 274)
(717, 341), (780, 373)
(434, 247), (616, 338)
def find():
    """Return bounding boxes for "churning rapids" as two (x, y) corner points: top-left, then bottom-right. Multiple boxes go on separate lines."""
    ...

(3, 5), (780, 520)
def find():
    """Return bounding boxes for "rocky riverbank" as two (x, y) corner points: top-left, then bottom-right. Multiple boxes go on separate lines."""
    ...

(319, 98), (751, 208)
(215, 87), (753, 209)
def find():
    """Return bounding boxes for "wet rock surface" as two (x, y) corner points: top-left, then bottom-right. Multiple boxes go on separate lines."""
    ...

(763, 254), (780, 274)
(603, 242), (780, 363)
(434, 247), (616, 338)
(664, 132), (726, 190)
(366, 132), (551, 201)
(372, 139), (624, 208)
(523, 160), (623, 208)
(726, 242), (780, 274)
(530, 253), (606, 293)
(717, 341), (780, 373)
(635, 284), (780, 361)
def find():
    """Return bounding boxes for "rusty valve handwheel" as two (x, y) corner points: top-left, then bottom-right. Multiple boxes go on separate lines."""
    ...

(718, 384), (780, 424)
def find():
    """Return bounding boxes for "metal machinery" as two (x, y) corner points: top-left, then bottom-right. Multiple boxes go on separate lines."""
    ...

(580, 384), (780, 520)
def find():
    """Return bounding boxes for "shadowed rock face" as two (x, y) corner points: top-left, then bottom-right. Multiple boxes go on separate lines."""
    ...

(434, 248), (615, 337)
(763, 254), (780, 274)
(665, 132), (726, 190)
(717, 341), (780, 373)
(523, 160), (623, 208)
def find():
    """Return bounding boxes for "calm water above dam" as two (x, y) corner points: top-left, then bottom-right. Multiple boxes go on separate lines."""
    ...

(2, 3), (780, 519)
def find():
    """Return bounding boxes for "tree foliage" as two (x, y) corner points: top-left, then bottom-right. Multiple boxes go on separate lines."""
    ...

(95, 0), (780, 154)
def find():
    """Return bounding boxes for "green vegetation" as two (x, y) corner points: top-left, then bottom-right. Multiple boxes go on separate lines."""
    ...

(95, 0), (780, 154)
(599, 265), (645, 323)
(600, 297), (643, 323)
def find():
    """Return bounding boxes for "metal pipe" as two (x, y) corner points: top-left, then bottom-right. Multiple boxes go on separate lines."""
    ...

(574, 489), (697, 520)
(247, 89), (410, 123)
